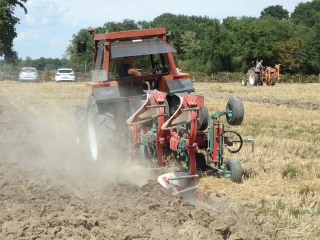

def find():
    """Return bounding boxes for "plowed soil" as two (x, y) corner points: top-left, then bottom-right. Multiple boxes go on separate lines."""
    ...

(0, 82), (285, 240)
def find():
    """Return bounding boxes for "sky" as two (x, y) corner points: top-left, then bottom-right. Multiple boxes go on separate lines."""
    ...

(12, 0), (308, 60)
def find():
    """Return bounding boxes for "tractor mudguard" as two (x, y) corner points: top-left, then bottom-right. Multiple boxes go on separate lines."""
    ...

(166, 78), (195, 95)
(248, 67), (260, 73)
(92, 86), (122, 104)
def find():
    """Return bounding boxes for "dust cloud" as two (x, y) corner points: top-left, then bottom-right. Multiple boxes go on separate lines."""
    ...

(22, 111), (152, 191)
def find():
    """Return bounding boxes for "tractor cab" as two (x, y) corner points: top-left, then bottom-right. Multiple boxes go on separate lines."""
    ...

(84, 28), (194, 99)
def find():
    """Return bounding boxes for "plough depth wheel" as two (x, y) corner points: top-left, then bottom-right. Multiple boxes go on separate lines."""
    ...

(224, 159), (243, 183)
(226, 98), (244, 126)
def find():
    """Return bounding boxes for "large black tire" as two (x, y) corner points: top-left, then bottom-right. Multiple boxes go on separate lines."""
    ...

(75, 105), (90, 160)
(226, 98), (244, 126)
(224, 159), (243, 183)
(87, 95), (119, 163)
(255, 73), (261, 86)
(248, 70), (256, 86)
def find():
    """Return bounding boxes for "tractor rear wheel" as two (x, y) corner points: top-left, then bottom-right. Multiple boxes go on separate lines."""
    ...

(226, 98), (244, 126)
(87, 95), (119, 163)
(224, 159), (243, 183)
(270, 75), (276, 86)
(75, 105), (90, 160)
(241, 76), (247, 86)
(255, 74), (261, 86)
(248, 70), (256, 86)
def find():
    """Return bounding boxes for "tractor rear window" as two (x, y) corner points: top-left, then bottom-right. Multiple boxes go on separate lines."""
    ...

(111, 38), (176, 58)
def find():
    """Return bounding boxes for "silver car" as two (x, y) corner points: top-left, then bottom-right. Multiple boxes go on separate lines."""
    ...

(19, 67), (39, 82)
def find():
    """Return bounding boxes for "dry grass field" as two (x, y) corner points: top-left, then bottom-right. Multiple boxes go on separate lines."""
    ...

(196, 82), (320, 238)
(0, 80), (319, 239)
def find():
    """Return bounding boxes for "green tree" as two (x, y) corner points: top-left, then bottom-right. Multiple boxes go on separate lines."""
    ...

(25, 56), (32, 66)
(297, 13), (320, 74)
(180, 31), (201, 59)
(273, 38), (300, 73)
(103, 19), (139, 32)
(260, 5), (289, 20)
(63, 10), (319, 75)
(137, 20), (152, 29)
(151, 13), (201, 57)
(291, 0), (320, 27)
(65, 28), (93, 73)
(0, 0), (27, 62)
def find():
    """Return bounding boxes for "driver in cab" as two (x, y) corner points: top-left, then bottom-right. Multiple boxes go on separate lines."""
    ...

(118, 56), (160, 77)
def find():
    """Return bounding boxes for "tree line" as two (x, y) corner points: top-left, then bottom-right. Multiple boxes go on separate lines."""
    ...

(1, 1), (319, 77)
(0, 57), (71, 73)
(65, 1), (320, 76)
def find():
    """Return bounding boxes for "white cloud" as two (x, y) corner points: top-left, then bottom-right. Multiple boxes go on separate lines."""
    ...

(71, 20), (79, 28)
(25, 14), (35, 24)
(16, 0), (70, 26)
(15, 29), (42, 42)
(49, 38), (63, 47)
(41, 18), (48, 25)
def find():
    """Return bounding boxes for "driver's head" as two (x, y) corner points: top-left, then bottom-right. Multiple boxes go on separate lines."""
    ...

(124, 56), (134, 64)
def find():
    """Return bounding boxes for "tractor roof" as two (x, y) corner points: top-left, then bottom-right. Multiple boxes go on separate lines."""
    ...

(94, 28), (167, 41)
(110, 38), (176, 58)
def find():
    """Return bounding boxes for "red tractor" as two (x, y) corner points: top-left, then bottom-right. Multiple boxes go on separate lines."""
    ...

(75, 28), (253, 195)
(242, 64), (281, 86)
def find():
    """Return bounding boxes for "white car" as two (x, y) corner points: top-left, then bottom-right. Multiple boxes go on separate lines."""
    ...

(55, 68), (76, 82)
(19, 67), (39, 82)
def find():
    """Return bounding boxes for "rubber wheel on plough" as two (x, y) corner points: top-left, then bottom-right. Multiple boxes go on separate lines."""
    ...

(226, 98), (244, 126)
(224, 159), (243, 183)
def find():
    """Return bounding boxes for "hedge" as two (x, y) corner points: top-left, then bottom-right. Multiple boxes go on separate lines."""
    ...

(2, 70), (320, 83)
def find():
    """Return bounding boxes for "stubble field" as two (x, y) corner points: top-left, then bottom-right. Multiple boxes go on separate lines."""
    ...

(0, 80), (319, 239)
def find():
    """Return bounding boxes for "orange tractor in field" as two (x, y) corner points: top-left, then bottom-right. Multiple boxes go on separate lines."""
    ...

(242, 64), (280, 86)
(75, 28), (253, 196)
